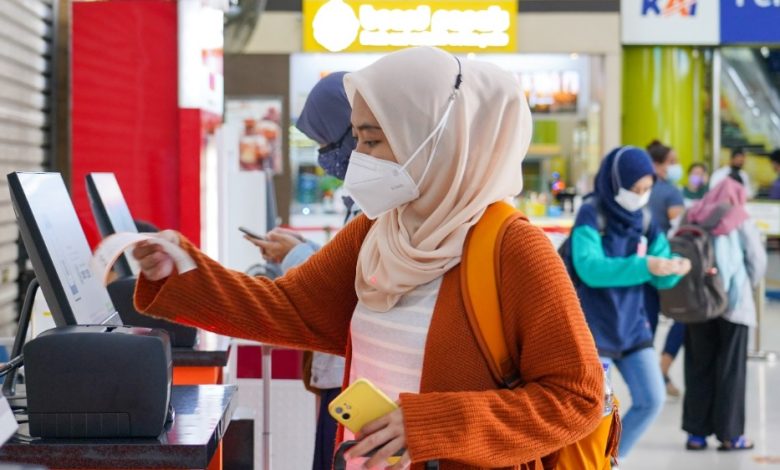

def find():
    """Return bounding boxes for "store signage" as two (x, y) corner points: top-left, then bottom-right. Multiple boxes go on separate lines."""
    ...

(302, 0), (517, 53)
(622, 0), (719, 45)
(641, 0), (698, 16)
(720, 0), (780, 44)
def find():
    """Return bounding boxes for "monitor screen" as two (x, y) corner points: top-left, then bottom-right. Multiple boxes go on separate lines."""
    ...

(8, 172), (120, 327)
(86, 173), (138, 278)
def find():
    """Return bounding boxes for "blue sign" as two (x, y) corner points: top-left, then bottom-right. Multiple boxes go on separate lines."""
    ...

(721, 0), (780, 44)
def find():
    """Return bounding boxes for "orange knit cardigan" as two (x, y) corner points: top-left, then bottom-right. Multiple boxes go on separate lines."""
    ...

(135, 215), (604, 470)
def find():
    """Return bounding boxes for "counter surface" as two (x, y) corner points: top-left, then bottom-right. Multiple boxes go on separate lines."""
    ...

(0, 385), (236, 469)
(172, 331), (231, 367)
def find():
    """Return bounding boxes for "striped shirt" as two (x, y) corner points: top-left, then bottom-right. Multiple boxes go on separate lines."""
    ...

(348, 277), (442, 400)
(344, 277), (441, 446)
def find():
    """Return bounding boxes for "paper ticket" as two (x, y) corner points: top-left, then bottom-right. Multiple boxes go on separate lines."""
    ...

(90, 232), (197, 285)
(0, 395), (18, 445)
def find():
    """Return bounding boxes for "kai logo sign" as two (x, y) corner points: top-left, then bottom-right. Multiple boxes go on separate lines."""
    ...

(303, 0), (517, 53)
(642, 0), (698, 16)
(622, 0), (718, 44)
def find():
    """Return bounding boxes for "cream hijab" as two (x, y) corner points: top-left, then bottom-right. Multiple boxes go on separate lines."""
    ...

(343, 47), (532, 312)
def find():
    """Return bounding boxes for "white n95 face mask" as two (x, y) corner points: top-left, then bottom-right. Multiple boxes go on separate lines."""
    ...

(342, 152), (421, 219)
(615, 188), (651, 213)
(343, 93), (457, 220)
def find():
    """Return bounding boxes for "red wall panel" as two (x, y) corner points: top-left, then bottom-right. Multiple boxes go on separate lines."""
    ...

(178, 108), (202, 247)
(72, 0), (180, 246)
(236, 346), (304, 380)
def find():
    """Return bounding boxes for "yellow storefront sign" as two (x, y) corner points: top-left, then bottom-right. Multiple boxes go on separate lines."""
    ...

(303, 0), (517, 53)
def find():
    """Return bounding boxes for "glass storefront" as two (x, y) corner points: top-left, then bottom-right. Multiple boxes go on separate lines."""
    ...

(287, 52), (608, 235)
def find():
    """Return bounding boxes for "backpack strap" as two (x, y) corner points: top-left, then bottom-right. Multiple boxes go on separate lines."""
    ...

(641, 206), (652, 235)
(461, 201), (525, 389)
(700, 203), (732, 231)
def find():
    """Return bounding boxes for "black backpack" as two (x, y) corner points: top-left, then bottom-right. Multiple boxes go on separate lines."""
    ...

(558, 196), (650, 288)
(658, 204), (731, 324)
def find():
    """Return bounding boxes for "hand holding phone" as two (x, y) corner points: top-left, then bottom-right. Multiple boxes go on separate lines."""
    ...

(328, 379), (398, 434)
(239, 226), (267, 241)
(330, 379), (405, 467)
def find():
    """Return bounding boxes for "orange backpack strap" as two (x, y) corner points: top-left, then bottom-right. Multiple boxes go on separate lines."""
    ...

(461, 201), (526, 389)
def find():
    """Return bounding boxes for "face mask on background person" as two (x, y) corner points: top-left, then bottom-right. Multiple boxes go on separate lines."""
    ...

(666, 164), (683, 184)
(689, 174), (704, 188)
(615, 188), (651, 212)
(317, 127), (353, 180)
(343, 93), (457, 220)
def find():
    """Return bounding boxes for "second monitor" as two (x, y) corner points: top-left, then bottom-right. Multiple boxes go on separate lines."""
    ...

(86, 172), (139, 279)
(85, 172), (197, 348)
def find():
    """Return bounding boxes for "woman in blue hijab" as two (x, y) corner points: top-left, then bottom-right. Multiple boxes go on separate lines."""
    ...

(246, 71), (356, 469)
(570, 146), (691, 458)
(297, 72), (356, 183)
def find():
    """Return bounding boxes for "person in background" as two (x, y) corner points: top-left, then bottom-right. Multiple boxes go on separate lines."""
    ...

(659, 162), (711, 397)
(644, 141), (687, 397)
(710, 148), (754, 199)
(244, 71), (355, 470)
(571, 146), (691, 458)
(769, 149), (780, 200)
(683, 178), (766, 451)
(132, 46), (605, 470)
(647, 140), (685, 234)
(683, 163), (710, 204)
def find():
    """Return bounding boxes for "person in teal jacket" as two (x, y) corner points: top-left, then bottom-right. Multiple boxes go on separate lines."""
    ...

(571, 146), (691, 458)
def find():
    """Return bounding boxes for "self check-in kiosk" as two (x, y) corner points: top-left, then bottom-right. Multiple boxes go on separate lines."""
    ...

(86, 172), (197, 347)
(5, 172), (172, 438)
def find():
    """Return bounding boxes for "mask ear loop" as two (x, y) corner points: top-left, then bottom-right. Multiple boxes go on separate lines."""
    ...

(414, 97), (456, 186)
(404, 56), (464, 187)
(612, 146), (633, 194)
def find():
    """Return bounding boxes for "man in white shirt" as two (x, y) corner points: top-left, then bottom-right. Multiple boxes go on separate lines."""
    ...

(710, 148), (754, 198)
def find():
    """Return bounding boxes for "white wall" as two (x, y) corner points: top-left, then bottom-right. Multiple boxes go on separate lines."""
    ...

(215, 124), (268, 272)
(244, 11), (622, 151)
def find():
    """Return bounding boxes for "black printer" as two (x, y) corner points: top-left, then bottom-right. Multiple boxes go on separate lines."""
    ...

(23, 325), (172, 438)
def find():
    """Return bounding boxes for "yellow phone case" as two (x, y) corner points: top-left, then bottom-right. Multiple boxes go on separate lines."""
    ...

(328, 378), (398, 434)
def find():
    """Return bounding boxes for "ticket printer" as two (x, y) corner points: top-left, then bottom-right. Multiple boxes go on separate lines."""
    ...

(23, 325), (172, 438)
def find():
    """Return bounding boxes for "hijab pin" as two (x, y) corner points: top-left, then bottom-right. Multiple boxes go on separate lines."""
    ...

(369, 275), (378, 285)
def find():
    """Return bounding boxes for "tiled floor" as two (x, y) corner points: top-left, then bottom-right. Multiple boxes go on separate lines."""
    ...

(616, 300), (780, 469)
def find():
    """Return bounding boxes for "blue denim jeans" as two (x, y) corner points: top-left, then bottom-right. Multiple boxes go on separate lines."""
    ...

(663, 322), (686, 358)
(602, 347), (666, 457)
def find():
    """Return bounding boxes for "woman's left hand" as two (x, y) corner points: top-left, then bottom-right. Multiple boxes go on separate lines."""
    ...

(346, 407), (411, 469)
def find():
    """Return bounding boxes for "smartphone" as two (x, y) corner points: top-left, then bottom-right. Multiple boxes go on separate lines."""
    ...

(328, 379), (398, 434)
(238, 226), (266, 241)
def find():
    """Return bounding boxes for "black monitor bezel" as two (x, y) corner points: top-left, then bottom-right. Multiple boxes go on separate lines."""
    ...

(8, 171), (120, 327)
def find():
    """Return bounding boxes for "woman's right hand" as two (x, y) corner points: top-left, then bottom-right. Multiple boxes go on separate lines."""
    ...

(246, 228), (304, 264)
(647, 256), (678, 277)
(132, 240), (175, 281)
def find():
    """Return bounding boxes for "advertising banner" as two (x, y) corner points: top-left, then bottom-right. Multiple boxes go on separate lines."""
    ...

(621, 0), (720, 45)
(303, 0), (517, 53)
(721, 0), (780, 44)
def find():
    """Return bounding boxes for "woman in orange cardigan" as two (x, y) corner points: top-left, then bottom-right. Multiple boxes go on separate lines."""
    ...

(133, 46), (604, 470)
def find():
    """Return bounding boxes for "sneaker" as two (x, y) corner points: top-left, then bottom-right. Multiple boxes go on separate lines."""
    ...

(686, 435), (708, 451)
